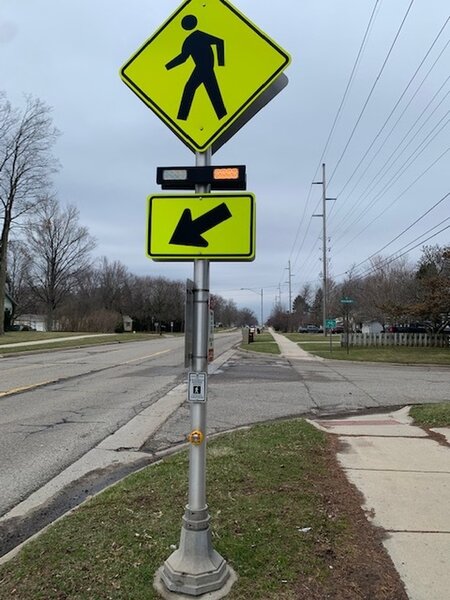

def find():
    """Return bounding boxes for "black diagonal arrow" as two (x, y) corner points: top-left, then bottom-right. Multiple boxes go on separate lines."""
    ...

(169, 202), (232, 247)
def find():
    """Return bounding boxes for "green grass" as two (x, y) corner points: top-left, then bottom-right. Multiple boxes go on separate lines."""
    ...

(410, 402), (450, 427)
(288, 333), (335, 342)
(285, 334), (450, 364)
(0, 331), (98, 344)
(0, 420), (355, 599)
(0, 332), (160, 354)
(241, 332), (280, 354)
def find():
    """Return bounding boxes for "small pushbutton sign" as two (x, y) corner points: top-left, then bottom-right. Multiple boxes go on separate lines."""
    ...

(188, 371), (207, 403)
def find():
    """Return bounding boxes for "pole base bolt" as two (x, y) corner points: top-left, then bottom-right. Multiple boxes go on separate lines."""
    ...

(188, 430), (204, 445)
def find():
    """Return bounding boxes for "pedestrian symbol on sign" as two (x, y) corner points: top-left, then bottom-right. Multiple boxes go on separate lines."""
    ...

(166, 15), (227, 121)
(188, 371), (207, 403)
(120, 0), (291, 151)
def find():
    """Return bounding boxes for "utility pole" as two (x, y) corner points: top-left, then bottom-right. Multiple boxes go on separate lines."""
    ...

(285, 260), (293, 332)
(313, 163), (335, 337)
(260, 288), (264, 328)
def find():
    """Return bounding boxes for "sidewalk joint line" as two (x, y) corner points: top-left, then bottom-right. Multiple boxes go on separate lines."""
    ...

(385, 529), (450, 534)
(336, 434), (430, 439)
(344, 467), (450, 474)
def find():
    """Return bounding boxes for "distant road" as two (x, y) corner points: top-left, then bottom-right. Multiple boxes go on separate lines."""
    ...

(148, 349), (450, 453)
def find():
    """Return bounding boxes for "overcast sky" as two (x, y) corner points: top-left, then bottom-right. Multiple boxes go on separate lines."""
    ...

(2, 0), (449, 320)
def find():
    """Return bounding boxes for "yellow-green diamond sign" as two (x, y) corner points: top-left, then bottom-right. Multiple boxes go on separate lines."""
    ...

(147, 193), (255, 260)
(121, 0), (290, 152)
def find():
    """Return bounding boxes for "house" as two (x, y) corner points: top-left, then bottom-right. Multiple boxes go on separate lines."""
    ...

(361, 320), (384, 334)
(14, 314), (47, 331)
(123, 315), (133, 332)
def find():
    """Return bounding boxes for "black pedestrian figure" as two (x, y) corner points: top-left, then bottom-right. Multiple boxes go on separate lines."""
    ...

(166, 14), (227, 121)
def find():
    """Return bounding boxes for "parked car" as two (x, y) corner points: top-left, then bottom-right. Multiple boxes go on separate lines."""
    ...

(331, 326), (344, 334)
(388, 325), (427, 334)
(298, 325), (321, 334)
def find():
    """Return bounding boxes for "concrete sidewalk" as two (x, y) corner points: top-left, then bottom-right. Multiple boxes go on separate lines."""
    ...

(311, 408), (450, 600)
(270, 330), (450, 598)
(269, 328), (323, 361)
(0, 334), (115, 349)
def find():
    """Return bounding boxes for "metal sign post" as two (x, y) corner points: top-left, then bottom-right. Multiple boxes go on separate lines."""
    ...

(325, 318), (336, 354)
(184, 279), (194, 367)
(158, 150), (233, 597)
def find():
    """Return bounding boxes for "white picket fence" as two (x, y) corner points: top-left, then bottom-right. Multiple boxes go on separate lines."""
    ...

(341, 332), (449, 348)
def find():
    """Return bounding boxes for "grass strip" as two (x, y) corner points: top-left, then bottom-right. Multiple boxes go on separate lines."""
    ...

(285, 334), (450, 365)
(0, 333), (160, 354)
(410, 402), (450, 427)
(0, 419), (406, 599)
(241, 331), (280, 354)
(0, 331), (100, 344)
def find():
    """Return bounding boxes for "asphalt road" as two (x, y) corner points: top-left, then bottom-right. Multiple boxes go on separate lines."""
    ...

(0, 332), (240, 517)
(146, 349), (450, 451)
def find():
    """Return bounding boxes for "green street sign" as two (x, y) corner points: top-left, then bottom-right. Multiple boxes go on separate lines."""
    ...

(325, 319), (336, 329)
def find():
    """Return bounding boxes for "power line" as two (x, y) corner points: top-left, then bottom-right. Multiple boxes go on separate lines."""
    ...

(330, 78), (450, 238)
(332, 133), (450, 252)
(293, 235), (321, 282)
(328, 0), (416, 186)
(286, 0), (381, 271)
(284, 0), (448, 298)
(330, 17), (450, 204)
(329, 39), (450, 233)
(348, 192), (449, 272)
(310, 0), (382, 179)
(338, 221), (450, 283)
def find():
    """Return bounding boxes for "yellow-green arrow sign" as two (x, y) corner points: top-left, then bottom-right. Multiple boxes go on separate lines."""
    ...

(120, 0), (290, 152)
(147, 193), (255, 260)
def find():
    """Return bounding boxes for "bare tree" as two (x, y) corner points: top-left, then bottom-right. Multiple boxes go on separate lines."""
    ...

(96, 257), (132, 313)
(58, 265), (101, 331)
(363, 256), (414, 327)
(125, 276), (185, 331)
(148, 277), (184, 328)
(7, 239), (34, 320)
(235, 307), (257, 327)
(266, 302), (288, 331)
(333, 257), (416, 329)
(26, 198), (96, 330)
(411, 245), (450, 332)
(0, 93), (59, 334)
(220, 299), (239, 328)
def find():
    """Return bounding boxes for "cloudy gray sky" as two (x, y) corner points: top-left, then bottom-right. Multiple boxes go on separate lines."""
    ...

(2, 0), (449, 319)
